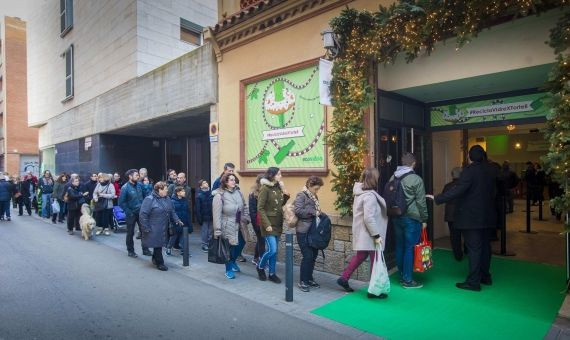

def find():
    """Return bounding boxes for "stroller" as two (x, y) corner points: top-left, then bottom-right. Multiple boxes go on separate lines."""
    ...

(112, 206), (127, 232)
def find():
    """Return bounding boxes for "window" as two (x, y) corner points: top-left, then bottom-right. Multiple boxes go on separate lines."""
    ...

(180, 18), (202, 46)
(63, 45), (73, 101)
(60, 0), (73, 36)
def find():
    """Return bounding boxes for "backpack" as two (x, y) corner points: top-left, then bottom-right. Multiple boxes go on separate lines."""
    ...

(308, 212), (331, 251)
(382, 172), (413, 217)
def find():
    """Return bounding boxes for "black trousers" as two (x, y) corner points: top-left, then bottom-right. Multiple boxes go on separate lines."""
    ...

(18, 198), (31, 216)
(447, 222), (463, 260)
(297, 232), (319, 283)
(462, 228), (492, 286)
(67, 209), (80, 231)
(252, 223), (265, 259)
(152, 247), (164, 265)
(126, 213), (149, 253)
(94, 209), (112, 229)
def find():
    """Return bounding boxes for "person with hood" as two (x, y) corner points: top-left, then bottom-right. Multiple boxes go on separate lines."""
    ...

(167, 186), (192, 256)
(93, 173), (116, 236)
(256, 167), (289, 283)
(0, 172), (15, 221)
(84, 173), (99, 203)
(248, 174), (265, 265)
(336, 168), (388, 298)
(141, 176), (153, 198)
(66, 177), (88, 234)
(212, 173), (250, 279)
(435, 145), (497, 291)
(51, 173), (68, 223)
(139, 181), (183, 271)
(195, 179), (213, 253)
(39, 170), (55, 218)
(391, 152), (428, 289)
(441, 167), (464, 261)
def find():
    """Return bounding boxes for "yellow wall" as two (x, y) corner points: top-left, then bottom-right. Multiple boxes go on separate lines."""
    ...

(216, 0), (385, 213)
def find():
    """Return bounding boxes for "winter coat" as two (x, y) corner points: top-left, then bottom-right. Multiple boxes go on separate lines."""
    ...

(435, 159), (497, 230)
(352, 182), (388, 251)
(84, 180), (98, 202)
(195, 189), (213, 224)
(113, 181), (121, 199)
(52, 181), (67, 200)
(141, 183), (153, 198)
(171, 194), (192, 233)
(212, 187), (250, 246)
(248, 192), (260, 233)
(66, 185), (86, 211)
(257, 178), (289, 237)
(390, 166), (429, 223)
(442, 180), (459, 223)
(139, 192), (181, 248)
(17, 181), (31, 203)
(212, 176), (222, 191)
(293, 191), (318, 234)
(118, 181), (143, 217)
(39, 177), (54, 194)
(0, 179), (13, 201)
(93, 182), (116, 209)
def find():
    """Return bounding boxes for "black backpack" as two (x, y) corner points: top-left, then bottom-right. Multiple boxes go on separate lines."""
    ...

(308, 212), (332, 251)
(382, 172), (413, 217)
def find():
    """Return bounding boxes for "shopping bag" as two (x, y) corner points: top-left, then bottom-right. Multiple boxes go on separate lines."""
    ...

(208, 237), (230, 264)
(413, 228), (433, 272)
(51, 200), (60, 214)
(368, 247), (390, 296)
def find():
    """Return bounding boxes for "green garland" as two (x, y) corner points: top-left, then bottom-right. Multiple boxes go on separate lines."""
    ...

(328, 0), (564, 216)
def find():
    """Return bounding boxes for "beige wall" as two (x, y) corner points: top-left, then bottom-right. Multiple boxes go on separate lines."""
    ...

(215, 0), (384, 213)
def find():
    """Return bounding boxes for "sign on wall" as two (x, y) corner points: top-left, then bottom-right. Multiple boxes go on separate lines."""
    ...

(430, 93), (550, 127)
(20, 155), (39, 177)
(242, 63), (326, 172)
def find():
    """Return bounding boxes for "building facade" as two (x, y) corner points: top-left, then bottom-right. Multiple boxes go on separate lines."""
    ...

(27, 0), (217, 184)
(0, 16), (39, 177)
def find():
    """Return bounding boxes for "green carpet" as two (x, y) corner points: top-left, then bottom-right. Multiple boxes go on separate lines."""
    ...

(312, 249), (566, 340)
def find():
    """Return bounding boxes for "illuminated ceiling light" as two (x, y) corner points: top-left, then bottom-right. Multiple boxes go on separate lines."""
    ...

(506, 124), (515, 131)
(514, 142), (522, 150)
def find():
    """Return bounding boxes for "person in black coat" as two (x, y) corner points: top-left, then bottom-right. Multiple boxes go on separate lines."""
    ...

(84, 173), (99, 203)
(195, 179), (213, 253)
(17, 175), (33, 216)
(66, 177), (88, 234)
(0, 174), (15, 220)
(442, 167), (464, 261)
(435, 145), (497, 292)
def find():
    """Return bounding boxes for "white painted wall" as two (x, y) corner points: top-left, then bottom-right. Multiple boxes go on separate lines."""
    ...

(378, 9), (562, 91)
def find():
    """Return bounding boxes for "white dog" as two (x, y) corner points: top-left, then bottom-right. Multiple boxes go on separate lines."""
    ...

(79, 204), (96, 240)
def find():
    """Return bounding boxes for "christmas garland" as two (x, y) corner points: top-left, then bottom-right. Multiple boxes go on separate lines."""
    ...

(328, 0), (565, 216)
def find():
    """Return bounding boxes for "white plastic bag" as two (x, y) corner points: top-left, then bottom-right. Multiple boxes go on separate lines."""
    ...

(51, 200), (60, 214)
(368, 247), (390, 296)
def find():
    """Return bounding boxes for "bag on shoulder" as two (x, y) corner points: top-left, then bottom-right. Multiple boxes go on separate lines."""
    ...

(382, 172), (413, 217)
(308, 212), (331, 250)
(283, 202), (298, 228)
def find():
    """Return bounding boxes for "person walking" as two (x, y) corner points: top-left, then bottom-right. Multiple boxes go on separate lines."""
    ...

(248, 174), (265, 265)
(336, 168), (388, 298)
(435, 145), (497, 291)
(17, 175), (32, 216)
(390, 153), (429, 289)
(139, 181), (183, 271)
(212, 173), (250, 279)
(195, 179), (213, 253)
(442, 167), (464, 261)
(167, 186), (192, 256)
(212, 162), (235, 191)
(141, 177), (153, 198)
(256, 167), (289, 283)
(0, 173), (14, 221)
(119, 169), (151, 258)
(66, 177), (88, 234)
(93, 173), (116, 236)
(294, 176), (324, 292)
(51, 173), (68, 223)
(39, 170), (55, 218)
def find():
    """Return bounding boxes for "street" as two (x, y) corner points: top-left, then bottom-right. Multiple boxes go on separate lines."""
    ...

(0, 214), (352, 340)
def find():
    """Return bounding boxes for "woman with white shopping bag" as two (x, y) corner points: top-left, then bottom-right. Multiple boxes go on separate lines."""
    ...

(337, 168), (389, 299)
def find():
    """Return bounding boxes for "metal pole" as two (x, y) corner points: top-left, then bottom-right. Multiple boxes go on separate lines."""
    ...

(496, 194), (515, 256)
(285, 232), (293, 302)
(183, 226), (189, 267)
(526, 188), (531, 232)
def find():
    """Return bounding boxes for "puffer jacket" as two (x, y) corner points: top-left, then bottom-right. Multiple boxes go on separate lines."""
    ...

(171, 194), (192, 233)
(257, 178), (289, 237)
(352, 182), (388, 251)
(118, 181), (143, 217)
(195, 189), (213, 224)
(293, 191), (318, 233)
(139, 192), (181, 248)
(212, 187), (250, 246)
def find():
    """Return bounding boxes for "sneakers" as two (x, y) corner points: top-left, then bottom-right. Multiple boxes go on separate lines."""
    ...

(402, 280), (423, 289)
(256, 268), (267, 281)
(268, 274), (281, 284)
(337, 278), (354, 292)
(225, 271), (236, 279)
(95, 230), (102, 236)
(308, 280), (320, 289)
(165, 248), (172, 256)
(298, 282), (310, 292)
(201, 245), (208, 253)
(237, 255), (247, 262)
(127, 252), (138, 258)
(104, 230), (111, 236)
(231, 262), (241, 272)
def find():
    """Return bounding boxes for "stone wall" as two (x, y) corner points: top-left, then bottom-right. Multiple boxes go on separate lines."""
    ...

(243, 214), (372, 282)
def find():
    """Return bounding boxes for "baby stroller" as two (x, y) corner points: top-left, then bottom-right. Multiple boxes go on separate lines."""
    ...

(112, 206), (127, 232)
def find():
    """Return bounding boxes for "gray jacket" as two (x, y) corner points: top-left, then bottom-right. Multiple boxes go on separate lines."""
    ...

(139, 192), (181, 248)
(93, 182), (116, 209)
(212, 188), (250, 246)
(293, 191), (318, 233)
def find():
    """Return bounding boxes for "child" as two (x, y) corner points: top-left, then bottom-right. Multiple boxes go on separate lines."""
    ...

(167, 186), (192, 256)
(195, 179), (213, 253)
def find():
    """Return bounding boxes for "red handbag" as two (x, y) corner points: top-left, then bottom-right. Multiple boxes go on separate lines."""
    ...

(413, 228), (433, 272)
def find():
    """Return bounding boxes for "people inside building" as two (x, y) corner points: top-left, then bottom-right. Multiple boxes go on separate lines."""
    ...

(441, 167), (464, 261)
(502, 161), (519, 214)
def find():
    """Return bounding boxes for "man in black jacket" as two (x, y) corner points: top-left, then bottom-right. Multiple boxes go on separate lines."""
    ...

(435, 145), (497, 291)
(84, 173), (99, 203)
(0, 174), (14, 221)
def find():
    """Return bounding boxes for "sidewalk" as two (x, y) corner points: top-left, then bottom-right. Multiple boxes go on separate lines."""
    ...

(30, 213), (378, 339)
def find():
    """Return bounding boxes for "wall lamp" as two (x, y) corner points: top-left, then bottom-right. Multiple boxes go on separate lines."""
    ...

(321, 28), (340, 58)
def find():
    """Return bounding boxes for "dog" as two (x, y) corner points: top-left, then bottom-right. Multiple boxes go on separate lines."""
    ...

(79, 204), (96, 240)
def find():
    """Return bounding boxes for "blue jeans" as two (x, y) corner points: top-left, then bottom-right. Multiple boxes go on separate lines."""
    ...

(393, 216), (421, 283)
(258, 235), (278, 275)
(224, 232), (246, 272)
(201, 221), (212, 247)
(41, 193), (52, 217)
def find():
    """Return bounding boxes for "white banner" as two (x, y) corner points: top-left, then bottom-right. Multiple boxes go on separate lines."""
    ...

(319, 58), (333, 106)
(262, 126), (305, 141)
(467, 101), (533, 118)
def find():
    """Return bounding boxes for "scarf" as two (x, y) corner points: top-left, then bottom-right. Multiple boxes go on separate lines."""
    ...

(303, 186), (320, 214)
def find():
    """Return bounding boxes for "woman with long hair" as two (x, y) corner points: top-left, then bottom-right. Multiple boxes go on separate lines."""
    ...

(93, 173), (116, 236)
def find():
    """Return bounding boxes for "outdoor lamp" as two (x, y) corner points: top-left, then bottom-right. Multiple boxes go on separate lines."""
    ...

(321, 28), (339, 58)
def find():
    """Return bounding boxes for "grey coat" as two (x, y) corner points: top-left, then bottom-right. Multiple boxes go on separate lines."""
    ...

(352, 182), (388, 251)
(93, 182), (116, 209)
(139, 192), (181, 248)
(293, 191), (318, 233)
(212, 188), (250, 246)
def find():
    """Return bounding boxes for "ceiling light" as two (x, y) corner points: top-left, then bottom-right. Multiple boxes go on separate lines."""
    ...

(506, 124), (515, 131)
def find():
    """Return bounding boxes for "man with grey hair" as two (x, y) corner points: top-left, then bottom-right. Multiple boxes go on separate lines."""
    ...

(441, 167), (464, 261)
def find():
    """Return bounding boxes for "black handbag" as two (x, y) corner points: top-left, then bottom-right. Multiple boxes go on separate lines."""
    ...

(208, 237), (230, 264)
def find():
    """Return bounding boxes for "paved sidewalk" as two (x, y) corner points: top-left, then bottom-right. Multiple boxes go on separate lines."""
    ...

(32, 214), (377, 339)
